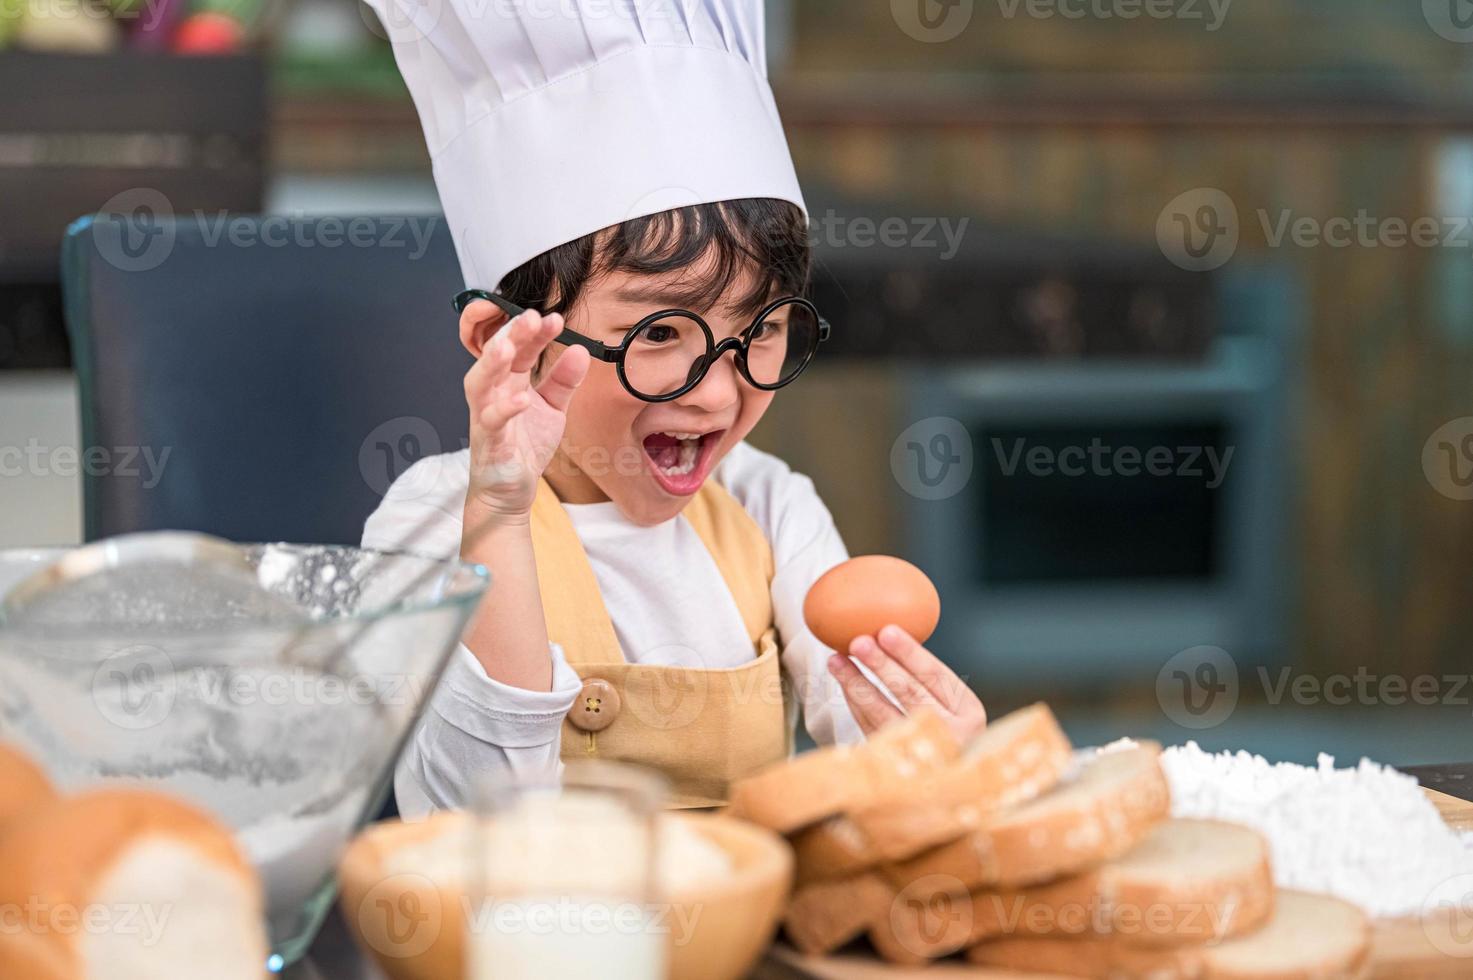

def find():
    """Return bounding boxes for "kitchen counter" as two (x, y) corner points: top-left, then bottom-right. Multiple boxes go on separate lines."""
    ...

(287, 764), (1473, 980)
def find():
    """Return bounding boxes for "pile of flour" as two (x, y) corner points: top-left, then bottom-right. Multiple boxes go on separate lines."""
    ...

(1156, 741), (1473, 918)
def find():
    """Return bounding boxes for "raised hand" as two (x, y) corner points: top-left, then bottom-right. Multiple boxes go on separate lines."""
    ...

(459, 300), (591, 522)
(827, 625), (987, 743)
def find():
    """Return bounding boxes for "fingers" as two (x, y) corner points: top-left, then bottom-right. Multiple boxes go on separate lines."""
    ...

(536, 344), (590, 412)
(506, 310), (563, 375)
(827, 653), (903, 734)
(463, 310), (567, 416)
(847, 633), (940, 715)
(873, 624), (978, 714)
(477, 371), (532, 434)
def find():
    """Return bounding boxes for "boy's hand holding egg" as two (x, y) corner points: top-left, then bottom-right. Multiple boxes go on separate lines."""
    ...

(459, 300), (591, 522)
(805, 556), (985, 743)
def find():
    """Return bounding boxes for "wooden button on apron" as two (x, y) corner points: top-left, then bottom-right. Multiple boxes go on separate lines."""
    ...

(569, 678), (620, 732)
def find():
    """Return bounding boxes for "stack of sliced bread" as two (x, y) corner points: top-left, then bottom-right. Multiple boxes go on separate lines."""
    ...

(728, 706), (1372, 980)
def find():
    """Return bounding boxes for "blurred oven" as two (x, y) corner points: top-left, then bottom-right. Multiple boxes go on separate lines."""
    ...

(0, 53), (266, 369)
(901, 264), (1299, 687)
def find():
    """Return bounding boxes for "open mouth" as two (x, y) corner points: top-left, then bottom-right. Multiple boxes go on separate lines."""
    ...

(641, 429), (725, 496)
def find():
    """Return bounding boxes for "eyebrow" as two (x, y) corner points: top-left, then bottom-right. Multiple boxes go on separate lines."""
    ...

(611, 285), (708, 309)
(611, 284), (781, 319)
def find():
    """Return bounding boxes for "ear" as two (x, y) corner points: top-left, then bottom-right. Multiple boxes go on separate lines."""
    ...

(458, 299), (515, 358)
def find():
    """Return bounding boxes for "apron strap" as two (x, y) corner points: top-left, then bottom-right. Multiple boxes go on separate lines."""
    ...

(530, 478), (625, 664)
(529, 476), (777, 666)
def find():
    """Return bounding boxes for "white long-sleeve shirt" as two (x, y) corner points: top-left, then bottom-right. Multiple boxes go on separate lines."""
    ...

(361, 441), (864, 816)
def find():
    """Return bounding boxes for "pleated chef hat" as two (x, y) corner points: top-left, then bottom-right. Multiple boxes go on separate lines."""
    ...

(362, 0), (808, 293)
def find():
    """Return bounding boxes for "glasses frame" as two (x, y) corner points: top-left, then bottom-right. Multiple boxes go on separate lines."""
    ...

(452, 288), (832, 404)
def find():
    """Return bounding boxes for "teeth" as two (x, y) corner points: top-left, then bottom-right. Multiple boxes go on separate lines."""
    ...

(652, 433), (701, 476)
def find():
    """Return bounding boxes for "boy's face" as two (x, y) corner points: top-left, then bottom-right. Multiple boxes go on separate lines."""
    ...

(544, 256), (778, 526)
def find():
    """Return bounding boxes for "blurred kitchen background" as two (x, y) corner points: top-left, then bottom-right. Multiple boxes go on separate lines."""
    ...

(3, 1), (1471, 764)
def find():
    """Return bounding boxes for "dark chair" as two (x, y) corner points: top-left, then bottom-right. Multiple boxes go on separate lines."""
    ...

(60, 214), (470, 545)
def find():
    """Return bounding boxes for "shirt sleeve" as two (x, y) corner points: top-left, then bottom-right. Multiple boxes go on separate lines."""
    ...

(362, 451), (580, 818)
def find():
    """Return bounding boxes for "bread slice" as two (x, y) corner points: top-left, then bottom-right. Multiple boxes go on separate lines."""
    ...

(968, 819), (1274, 947)
(0, 789), (268, 980)
(847, 703), (1073, 863)
(782, 873), (894, 956)
(884, 742), (1170, 898)
(0, 741), (56, 830)
(791, 815), (876, 886)
(966, 890), (1370, 980)
(728, 709), (959, 834)
(867, 877), (977, 965)
(1201, 890), (1369, 980)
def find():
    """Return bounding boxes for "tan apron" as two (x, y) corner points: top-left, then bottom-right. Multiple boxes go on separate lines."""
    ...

(530, 478), (792, 808)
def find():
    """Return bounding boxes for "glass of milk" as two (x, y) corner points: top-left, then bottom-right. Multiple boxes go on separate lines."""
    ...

(468, 761), (669, 980)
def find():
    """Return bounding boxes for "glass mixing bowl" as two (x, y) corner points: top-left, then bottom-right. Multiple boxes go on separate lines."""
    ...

(0, 542), (489, 967)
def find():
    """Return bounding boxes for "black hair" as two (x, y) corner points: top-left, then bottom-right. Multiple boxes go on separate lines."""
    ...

(498, 198), (810, 321)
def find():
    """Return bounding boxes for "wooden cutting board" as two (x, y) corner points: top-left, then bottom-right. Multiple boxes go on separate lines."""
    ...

(761, 789), (1473, 979)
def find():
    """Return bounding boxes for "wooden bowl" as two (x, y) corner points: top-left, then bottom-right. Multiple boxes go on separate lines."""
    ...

(337, 810), (792, 980)
(665, 811), (794, 980)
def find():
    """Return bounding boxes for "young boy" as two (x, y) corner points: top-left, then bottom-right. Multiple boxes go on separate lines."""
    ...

(362, 0), (985, 816)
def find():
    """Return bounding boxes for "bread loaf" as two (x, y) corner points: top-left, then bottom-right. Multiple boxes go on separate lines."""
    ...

(847, 703), (1073, 863)
(966, 889), (1370, 980)
(885, 742), (1170, 897)
(728, 709), (958, 834)
(0, 742), (56, 830)
(791, 815), (875, 886)
(0, 789), (269, 980)
(967, 818), (1274, 947)
(781, 873), (893, 956)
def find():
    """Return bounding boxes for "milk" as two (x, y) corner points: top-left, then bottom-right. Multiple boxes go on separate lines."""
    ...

(467, 896), (665, 980)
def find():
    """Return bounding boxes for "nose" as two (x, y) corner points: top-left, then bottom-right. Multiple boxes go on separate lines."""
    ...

(676, 345), (743, 412)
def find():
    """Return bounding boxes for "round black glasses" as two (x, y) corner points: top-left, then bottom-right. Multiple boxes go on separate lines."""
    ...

(453, 289), (832, 403)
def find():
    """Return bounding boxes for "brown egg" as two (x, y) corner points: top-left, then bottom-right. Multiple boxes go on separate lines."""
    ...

(803, 555), (941, 652)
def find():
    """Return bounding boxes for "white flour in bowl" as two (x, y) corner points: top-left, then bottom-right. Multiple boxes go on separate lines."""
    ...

(1157, 741), (1473, 918)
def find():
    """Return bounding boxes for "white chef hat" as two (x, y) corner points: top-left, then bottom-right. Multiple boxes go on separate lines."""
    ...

(362, 0), (808, 293)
